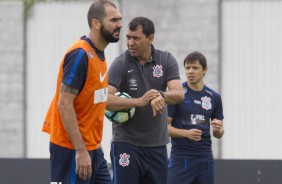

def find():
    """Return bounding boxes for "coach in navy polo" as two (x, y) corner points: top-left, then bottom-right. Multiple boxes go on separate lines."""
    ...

(106, 16), (184, 184)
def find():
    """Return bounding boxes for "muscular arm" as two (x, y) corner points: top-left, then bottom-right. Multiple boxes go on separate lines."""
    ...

(58, 83), (91, 181)
(162, 79), (184, 105)
(106, 85), (159, 111)
(58, 83), (84, 150)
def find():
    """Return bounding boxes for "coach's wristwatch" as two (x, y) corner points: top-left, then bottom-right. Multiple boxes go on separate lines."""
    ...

(158, 90), (165, 99)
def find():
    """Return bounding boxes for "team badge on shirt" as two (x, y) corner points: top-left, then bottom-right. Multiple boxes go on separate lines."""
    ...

(88, 50), (94, 58)
(201, 96), (212, 110)
(152, 65), (163, 78)
(119, 153), (130, 167)
(129, 78), (137, 90)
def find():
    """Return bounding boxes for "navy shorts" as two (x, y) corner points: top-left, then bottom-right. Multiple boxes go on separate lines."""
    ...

(110, 142), (167, 184)
(50, 142), (111, 184)
(168, 158), (214, 184)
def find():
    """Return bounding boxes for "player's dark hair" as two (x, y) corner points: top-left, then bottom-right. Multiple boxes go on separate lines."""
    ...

(184, 51), (207, 70)
(128, 16), (155, 37)
(87, 0), (117, 28)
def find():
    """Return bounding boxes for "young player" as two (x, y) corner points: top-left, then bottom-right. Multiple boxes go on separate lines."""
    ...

(167, 51), (224, 184)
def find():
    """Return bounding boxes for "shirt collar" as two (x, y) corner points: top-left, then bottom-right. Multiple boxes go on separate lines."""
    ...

(126, 44), (157, 63)
(150, 45), (156, 63)
(81, 35), (103, 54)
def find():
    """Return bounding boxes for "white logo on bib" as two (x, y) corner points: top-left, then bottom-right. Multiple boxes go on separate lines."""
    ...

(100, 69), (108, 82)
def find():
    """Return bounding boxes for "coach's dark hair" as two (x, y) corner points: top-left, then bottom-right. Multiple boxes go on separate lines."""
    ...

(87, 0), (117, 28)
(128, 17), (155, 37)
(184, 51), (207, 69)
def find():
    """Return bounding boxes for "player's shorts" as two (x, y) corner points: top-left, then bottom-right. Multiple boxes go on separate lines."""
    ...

(50, 142), (111, 184)
(110, 142), (167, 184)
(168, 158), (214, 184)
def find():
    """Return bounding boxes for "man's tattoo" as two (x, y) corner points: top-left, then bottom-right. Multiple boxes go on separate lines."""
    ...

(60, 83), (79, 95)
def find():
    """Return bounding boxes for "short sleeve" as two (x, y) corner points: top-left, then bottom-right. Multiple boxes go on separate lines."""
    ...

(211, 94), (224, 120)
(62, 48), (88, 92)
(108, 54), (126, 90)
(167, 104), (176, 118)
(166, 53), (181, 82)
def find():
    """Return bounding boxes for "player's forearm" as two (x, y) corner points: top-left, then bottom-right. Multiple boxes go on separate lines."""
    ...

(168, 125), (187, 138)
(106, 93), (139, 111)
(58, 103), (86, 151)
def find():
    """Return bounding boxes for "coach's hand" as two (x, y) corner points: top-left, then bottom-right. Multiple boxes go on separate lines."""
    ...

(138, 90), (159, 107)
(151, 95), (165, 116)
(76, 149), (92, 181)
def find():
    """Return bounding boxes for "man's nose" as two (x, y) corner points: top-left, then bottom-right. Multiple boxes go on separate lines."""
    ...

(116, 20), (122, 28)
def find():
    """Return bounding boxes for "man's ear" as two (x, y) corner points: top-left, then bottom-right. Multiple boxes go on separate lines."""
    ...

(92, 19), (101, 30)
(203, 67), (208, 76)
(148, 34), (154, 44)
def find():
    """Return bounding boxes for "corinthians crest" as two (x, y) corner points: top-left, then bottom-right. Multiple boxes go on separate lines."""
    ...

(119, 153), (130, 167)
(152, 65), (163, 78)
(201, 96), (212, 110)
